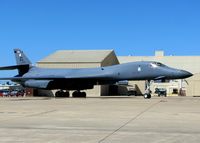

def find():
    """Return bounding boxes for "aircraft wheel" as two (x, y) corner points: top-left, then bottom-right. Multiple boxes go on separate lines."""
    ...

(148, 94), (151, 99)
(144, 94), (148, 99)
(72, 91), (78, 97)
(63, 92), (70, 97)
(144, 93), (151, 99)
(72, 91), (86, 98)
(55, 91), (69, 98)
(55, 91), (61, 97)
(81, 92), (86, 98)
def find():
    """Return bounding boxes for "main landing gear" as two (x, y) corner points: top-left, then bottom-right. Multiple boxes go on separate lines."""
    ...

(55, 90), (70, 97)
(55, 90), (86, 98)
(72, 91), (86, 98)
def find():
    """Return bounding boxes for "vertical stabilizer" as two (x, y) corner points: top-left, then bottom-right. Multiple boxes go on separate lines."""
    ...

(14, 49), (32, 65)
(13, 49), (32, 76)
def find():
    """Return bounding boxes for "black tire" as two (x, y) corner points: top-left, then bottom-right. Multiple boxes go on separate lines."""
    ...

(144, 93), (151, 99)
(81, 92), (86, 98)
(144, 93), (148, 99)
(55, 91), (69, 98)
(72, 91), (78, 97)
(72, 91), (86, 98)
(148, 94), (151, 99)
(55, 91), (61, 97)
(63, 92), (70, 97)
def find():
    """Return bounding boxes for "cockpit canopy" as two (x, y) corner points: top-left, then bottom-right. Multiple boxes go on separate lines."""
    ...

(150, 62), (166, 68)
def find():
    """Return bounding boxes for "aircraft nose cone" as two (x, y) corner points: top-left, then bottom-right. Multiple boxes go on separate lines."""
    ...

(179, 70), (193, 78)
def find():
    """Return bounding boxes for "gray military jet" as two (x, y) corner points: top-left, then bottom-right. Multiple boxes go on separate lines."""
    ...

(0, 49), (192, 99)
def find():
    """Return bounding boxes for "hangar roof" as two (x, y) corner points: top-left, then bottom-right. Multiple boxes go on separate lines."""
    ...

(38, 50), (116, 63)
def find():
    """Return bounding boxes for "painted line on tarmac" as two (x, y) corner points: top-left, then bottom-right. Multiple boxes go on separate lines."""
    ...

(98, 100), (162, 143)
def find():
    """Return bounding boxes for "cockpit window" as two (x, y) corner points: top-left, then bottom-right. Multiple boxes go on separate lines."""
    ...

(150, 62), (165, 68)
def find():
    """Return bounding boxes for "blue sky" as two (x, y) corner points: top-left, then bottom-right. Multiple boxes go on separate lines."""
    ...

(0, 0), (200, 77)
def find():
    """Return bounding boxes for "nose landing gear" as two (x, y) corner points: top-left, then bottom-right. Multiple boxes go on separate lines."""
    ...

(144, 80), (152, 99)
(144, 93), (151, 99)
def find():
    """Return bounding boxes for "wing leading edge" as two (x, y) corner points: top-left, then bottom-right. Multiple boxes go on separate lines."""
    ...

(0, 73), (115, 81)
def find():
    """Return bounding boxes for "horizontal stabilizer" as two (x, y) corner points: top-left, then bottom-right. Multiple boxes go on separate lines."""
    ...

(0, 64), (30, 70)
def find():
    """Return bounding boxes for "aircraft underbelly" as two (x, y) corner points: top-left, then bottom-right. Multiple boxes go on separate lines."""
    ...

(48, 80), (94, 90)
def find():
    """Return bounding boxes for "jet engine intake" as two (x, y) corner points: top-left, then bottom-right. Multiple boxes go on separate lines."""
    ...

(24, 80), (51, 89)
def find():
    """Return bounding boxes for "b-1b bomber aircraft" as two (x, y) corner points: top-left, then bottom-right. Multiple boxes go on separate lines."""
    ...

(0, 49), (193, 99)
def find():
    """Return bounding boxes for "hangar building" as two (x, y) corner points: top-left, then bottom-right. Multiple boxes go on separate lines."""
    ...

(37, 50), (119, 96)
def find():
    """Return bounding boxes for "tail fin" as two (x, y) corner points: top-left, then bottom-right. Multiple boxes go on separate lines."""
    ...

(14, 49), (32, 65)
(13, 49), (32, 76)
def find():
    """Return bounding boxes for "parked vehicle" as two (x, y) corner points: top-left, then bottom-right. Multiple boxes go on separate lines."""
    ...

(16, 90), (25, 97)
(0, 89), (10, 97)
(10, 90), (24, 97)
(0, 89), (24, 97)
(10, 90), (18, 96)
(155, 88), (167, 97)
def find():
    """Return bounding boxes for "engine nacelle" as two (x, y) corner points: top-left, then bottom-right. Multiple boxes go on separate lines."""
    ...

(24, 80), (51, 89)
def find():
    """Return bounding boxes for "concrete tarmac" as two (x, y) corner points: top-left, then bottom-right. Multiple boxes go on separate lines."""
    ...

(0, 96), (200, 143)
